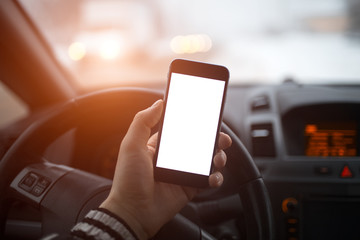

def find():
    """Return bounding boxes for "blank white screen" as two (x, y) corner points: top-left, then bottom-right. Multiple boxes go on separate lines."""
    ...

(156, 73), (225, 176)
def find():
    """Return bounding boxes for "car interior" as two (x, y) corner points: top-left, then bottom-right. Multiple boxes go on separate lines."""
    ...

(1, 0), (360, 239)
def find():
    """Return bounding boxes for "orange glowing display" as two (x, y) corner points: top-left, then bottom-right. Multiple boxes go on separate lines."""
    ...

(305, 123), (357, 157)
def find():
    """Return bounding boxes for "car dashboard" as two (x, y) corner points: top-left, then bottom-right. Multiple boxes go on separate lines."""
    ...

(35, 82), (360, 240)
(224, 82), (360, 240)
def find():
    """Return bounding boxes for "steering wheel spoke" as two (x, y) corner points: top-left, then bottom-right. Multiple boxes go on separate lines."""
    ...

(9, 162), (72, 207)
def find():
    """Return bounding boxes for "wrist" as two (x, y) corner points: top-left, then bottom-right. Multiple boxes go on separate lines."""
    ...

(100, 199), (149, 240)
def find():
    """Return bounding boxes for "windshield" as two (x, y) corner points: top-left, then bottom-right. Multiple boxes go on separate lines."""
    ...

(20, 0), (360, 88)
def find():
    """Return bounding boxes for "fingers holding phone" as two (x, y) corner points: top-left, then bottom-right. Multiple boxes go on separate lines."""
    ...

(154, 59), (230, 188)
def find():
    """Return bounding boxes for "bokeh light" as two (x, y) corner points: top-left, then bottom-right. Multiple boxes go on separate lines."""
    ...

(99, 39), (121, 60)
(170, 34), (212, 54)
(68, 42), (86, 61)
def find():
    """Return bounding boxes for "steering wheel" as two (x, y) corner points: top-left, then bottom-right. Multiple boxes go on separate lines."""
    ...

(0, 88), (273, 239)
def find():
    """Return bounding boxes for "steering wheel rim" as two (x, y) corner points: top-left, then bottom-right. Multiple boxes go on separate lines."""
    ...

(0, 87), (273, 239)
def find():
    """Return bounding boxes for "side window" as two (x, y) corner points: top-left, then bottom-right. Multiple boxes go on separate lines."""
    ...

(0, 81), (29, 129)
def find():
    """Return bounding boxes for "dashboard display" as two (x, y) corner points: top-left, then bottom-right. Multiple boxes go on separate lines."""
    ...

(305, 122), (357, 157)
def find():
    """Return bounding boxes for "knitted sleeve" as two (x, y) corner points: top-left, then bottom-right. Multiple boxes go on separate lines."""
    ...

(70, 208), (139, 240)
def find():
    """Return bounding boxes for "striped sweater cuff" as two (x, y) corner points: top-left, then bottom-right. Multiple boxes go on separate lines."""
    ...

(71, 208), (139, 240)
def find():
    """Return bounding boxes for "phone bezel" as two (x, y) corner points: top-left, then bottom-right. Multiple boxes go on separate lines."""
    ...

(153, 59), (229, 188)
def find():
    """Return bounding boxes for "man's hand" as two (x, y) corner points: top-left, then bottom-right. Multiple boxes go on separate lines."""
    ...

(100, 99), (232, 239)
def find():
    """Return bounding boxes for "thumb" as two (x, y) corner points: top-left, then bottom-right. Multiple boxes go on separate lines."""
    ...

(123, 100), (163, 150)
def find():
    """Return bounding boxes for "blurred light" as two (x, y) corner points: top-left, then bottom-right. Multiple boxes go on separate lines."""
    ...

(305, 124), (317, 134)
(170, 34), (212, 54)
(100, 39), (121, 60)
(68, 42), (86, 61)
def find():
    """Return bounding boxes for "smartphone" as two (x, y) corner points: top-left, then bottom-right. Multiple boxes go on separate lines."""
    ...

(153, 59), (229, 188)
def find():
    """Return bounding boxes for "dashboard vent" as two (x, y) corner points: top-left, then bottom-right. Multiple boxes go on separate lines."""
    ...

(251, 123), (276, 157)
(251, 95), (270, 111)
